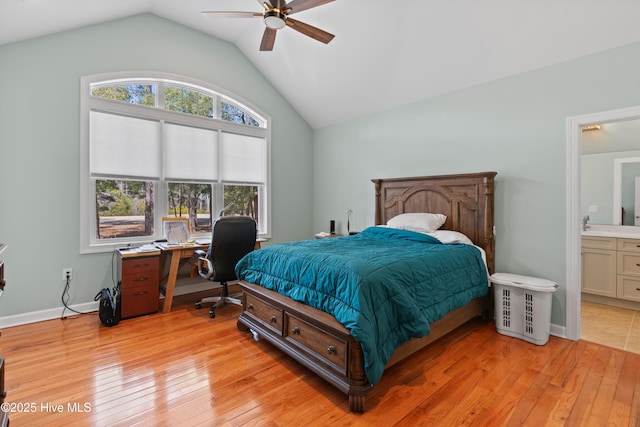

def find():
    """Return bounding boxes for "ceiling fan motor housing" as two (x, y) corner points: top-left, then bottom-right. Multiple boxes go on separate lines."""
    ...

(264, 9), (287, 29)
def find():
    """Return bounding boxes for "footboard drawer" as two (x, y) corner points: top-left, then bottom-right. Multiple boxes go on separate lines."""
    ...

(237, 281), (371, 413)
(285, 312), (348, 374)
(244, 293), (284, 334)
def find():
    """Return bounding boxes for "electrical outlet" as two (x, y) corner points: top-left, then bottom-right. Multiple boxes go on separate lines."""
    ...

(63, 268), (73, 281)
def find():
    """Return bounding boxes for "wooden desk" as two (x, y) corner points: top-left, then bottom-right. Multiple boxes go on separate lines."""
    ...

(159, 239), (264, 313)
(159, 243), (209, 313)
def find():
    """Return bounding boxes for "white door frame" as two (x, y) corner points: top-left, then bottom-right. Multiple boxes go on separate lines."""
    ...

(566, 105), (640, 340)
(635, 176), (640, 226)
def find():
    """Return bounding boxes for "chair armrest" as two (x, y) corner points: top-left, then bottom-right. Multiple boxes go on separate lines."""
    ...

(195, 251), (214, 280)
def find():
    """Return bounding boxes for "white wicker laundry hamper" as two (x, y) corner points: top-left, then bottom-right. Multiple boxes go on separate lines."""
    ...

(491, 273), (559, 345)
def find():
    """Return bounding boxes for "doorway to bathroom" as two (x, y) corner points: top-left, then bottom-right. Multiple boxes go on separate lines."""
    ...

(568, 105), (640, 351)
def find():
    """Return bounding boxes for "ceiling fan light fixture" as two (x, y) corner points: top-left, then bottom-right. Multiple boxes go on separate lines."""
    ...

(264, 10), (286, 29)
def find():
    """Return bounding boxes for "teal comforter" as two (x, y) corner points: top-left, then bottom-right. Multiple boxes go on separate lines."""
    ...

(235, 226), (488, 385)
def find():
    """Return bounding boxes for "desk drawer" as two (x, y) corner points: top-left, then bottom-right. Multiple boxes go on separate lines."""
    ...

(121, 282), (159, 318)
(121, 256), (159, 291)
(121, 269), (159, 290)
(244, 293), (283, 334)
(121, 256), (158, 276)
(284, 313), (347, 374)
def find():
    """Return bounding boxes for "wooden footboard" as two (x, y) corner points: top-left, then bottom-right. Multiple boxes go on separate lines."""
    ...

(237, 280), (488, 412)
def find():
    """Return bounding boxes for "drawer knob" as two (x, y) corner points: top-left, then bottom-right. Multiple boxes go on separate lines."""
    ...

(291, 326), (301, 335)
(133, 277), (149, 282)
(134, 263), (150, 268)
(247, 304), (254, 310)
(636, 288), (640, 291)
(327, 345), (336, 355)
(133, 291), (148, 296)
(270, 315), (277, 323)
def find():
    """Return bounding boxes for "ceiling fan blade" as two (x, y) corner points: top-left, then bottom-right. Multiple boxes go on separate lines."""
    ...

(286, 0), (334, 15)
(285, 18), (334, 44)
(201, 11), (262, 19)
(260, 28), (277, 51)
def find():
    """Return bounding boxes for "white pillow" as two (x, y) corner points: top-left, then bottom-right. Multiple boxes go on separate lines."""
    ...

(386, 213), (447, 233)
(427, 230), (474, 245)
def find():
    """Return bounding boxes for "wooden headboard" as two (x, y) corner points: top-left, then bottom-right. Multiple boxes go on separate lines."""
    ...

(372, 172), (497, 274)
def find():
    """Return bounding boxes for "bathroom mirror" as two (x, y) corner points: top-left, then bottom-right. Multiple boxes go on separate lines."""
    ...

(582, 119), (640, 226)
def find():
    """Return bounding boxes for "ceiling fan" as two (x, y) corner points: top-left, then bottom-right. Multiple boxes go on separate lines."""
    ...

(202, 0), (335, 51)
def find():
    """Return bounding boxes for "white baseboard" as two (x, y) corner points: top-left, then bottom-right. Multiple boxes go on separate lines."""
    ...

(550, 322), (569, 340)
(0, 279), (223, 329)
(0, 301), (100, 329)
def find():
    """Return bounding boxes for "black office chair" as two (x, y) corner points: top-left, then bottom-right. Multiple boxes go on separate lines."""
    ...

(194, 216), (257, 318)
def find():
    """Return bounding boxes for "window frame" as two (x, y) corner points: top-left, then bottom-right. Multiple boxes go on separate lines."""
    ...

(80, 72), (271, 254)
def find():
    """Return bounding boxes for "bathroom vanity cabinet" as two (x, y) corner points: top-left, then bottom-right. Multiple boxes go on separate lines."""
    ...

(582, 236), (617, 298)
(582, 236), (640, 304)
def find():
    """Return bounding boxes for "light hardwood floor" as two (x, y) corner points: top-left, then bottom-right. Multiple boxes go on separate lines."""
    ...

(2, 289), (640, 426)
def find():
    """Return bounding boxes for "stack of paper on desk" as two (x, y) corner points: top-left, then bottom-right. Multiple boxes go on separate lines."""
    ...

(118, 244), (161, 257)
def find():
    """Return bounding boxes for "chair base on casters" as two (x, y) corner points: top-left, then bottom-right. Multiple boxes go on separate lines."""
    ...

(195, 282), (242, 318)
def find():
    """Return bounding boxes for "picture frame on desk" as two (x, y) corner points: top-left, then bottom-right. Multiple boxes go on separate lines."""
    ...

(162, 216), (190, 244)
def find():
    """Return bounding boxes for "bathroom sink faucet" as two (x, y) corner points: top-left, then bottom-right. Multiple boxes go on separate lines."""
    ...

(583, 215), (590, 231)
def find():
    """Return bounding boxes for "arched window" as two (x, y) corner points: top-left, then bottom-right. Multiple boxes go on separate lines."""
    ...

(80, 73), (270, 253)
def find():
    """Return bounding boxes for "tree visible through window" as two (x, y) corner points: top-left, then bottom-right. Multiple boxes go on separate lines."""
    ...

(165, 86), (213, 117)
(96, 180), (154, 239)
(81, 74), (270, 252)
(167, 183), (212, 233)
(92, 84), (156, 106)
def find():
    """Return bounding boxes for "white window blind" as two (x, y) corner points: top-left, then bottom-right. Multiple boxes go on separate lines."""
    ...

(164, 123), (219, 181)
(220, 132), (266, 183)
(90, 110), (161, 179)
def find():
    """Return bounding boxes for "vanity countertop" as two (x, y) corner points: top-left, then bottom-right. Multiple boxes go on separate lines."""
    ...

(582, 225), (640, 239)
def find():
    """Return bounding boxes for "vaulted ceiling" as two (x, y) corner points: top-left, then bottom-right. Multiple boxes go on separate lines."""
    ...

(3, 0), (640, 128)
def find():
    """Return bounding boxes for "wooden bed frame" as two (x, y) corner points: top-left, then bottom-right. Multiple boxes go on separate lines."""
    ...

(237, 171), (497, 412)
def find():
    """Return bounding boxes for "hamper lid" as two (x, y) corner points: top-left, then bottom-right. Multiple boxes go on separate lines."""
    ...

(490, 273), (559, 293)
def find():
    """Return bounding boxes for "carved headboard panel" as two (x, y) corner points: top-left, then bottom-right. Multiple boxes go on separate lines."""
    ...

(372, 172), (497, 274)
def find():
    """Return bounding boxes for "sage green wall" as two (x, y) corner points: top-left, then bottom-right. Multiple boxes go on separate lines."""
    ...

(0, 14), (313, 319)
(313, 41), (640, 328)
